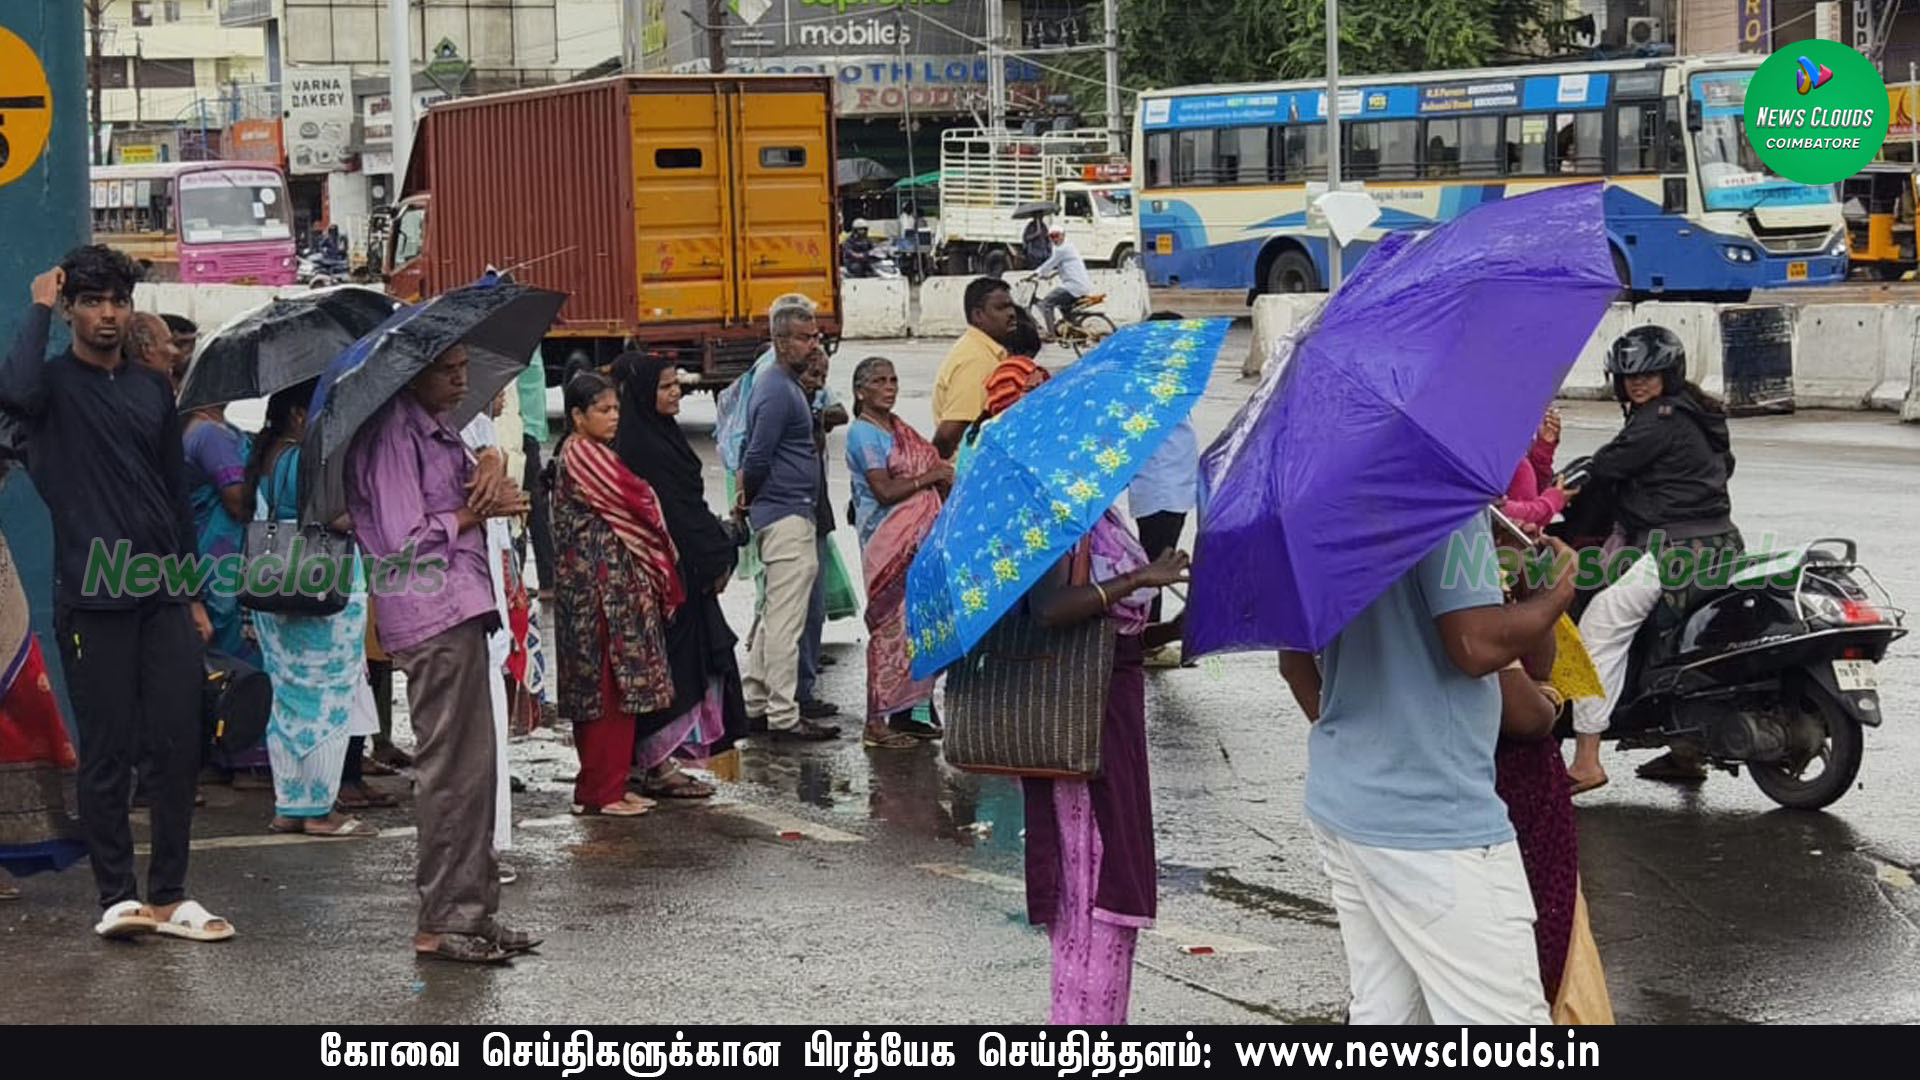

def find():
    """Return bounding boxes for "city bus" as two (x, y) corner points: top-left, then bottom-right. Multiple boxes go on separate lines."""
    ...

(90, 161), (297, 285)
(1134, 56), (1849, 299)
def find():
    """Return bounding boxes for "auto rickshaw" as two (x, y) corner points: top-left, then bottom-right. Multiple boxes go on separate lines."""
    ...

(1841, 164), (1919, 280)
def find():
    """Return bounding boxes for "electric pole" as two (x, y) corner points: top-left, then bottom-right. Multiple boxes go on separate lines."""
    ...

(388, 0), (413, 184)
(1324, 0), (1343, 290)
(1103, 0), (1121, 151)
(987, 0), (1006, 130)
(87, 0), (107, 165)
(707, 0), (727, 74)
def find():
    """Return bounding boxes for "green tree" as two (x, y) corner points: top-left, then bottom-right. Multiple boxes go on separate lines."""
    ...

(1099, 0), (1573, 93)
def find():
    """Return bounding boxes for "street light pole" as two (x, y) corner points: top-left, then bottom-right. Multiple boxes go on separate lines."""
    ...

(388, 0), (413, 184)
(1103, 0), (1122, 151)
(1324, 0), (1343, 291)
(987, 0), (1006, 130)
(898, 12), (919, 278)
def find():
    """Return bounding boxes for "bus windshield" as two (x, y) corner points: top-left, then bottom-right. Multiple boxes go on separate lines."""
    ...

(1691, 70), (1836, 212)
(177, 168), (293, 244)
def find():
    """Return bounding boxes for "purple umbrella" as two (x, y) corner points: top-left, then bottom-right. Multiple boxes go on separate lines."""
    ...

(1187, 183), (1619, 656)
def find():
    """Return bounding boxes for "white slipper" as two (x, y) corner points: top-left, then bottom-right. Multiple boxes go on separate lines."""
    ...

(94, 899), (156, 939)
(151, 899), (235, 942)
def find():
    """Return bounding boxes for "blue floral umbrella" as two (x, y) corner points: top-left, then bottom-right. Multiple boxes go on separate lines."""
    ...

(906, 318), (1230, 680)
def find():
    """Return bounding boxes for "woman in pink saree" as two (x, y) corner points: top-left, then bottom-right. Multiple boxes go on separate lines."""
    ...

(845, 357), (954, 749)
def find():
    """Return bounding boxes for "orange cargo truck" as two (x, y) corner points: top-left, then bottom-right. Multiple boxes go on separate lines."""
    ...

(382, 74), (841, 387)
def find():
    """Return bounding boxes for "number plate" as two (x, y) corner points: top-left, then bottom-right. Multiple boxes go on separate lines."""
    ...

(1155, 233), (1173, 255)
(1787, 260), (1809, 281)
(1832, 659), (1878, 691)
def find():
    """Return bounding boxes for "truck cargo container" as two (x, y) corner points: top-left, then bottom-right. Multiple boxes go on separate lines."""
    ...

(382, 74), (841, 387)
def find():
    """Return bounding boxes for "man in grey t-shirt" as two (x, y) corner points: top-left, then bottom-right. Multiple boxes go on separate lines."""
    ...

(1281, 515), (1574, 1024)
(740, 299), (840, 742)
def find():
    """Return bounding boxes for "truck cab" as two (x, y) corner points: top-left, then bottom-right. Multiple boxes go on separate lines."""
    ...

(1055, 181), (1138, 268)
(382, 193), (431, 303)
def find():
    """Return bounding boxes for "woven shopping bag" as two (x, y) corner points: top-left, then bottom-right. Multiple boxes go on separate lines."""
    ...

(943, 544), (1115, 779)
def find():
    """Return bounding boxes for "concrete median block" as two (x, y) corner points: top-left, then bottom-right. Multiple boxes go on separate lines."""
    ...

(915, 274), (974, 338)
(1793, 304), (1885, 409)
(1875, 305), (1917, 413)
(1561, 302), (1632, 400)
(132, 282), (196, 318)
(1243, 294), (1325, 379)
(189, 284), (281, 335)
(840, 277), (911, 339)
(915, 268), (1150, 340)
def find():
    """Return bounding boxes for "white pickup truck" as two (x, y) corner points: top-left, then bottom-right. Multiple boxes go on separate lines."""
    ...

(934, 128), (1140, 277)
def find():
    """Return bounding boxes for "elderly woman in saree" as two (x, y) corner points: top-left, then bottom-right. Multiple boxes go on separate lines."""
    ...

(549, 372), (684, 816)
(248, 381), (381, 837)
(844, 357), (953, 748)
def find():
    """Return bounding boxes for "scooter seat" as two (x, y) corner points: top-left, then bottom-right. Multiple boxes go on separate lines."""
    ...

(1074, 294), (1106, 308)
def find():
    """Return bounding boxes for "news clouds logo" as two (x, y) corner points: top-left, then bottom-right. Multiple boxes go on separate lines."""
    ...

(1744, 39), (1890, 185)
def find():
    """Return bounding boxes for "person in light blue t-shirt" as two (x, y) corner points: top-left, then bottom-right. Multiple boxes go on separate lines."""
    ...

(1279, 514), (1575, 1026)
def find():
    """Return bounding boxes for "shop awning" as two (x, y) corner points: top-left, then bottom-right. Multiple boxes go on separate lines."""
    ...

(893, 170), (940, 191)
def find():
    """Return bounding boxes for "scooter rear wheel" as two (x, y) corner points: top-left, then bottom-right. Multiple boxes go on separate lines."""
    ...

(1750, 686), (1863, 811)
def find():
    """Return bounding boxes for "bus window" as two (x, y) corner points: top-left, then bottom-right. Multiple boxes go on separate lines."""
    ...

(1219, 126), (1271, 185)
(1146, 131), (1172, 187)
(1662, 98), (1687, 171)
(1425, 119), (1461, 177)
(1280, 124), (1327, 182)
(1176, 129), (1216, 185)
(1458, 116), (1502, 177)
(1505, 115), (1549, 176)
(1348, 120), (1417, 181)
(1615, 102), (1661, 173)
(1555, 113), (1603, 174)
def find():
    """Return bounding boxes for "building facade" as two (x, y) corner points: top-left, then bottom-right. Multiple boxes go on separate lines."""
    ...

(85, 0), (274, 161)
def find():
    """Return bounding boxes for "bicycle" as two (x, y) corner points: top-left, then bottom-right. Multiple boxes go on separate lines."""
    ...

(1013, 277), (1116, 357)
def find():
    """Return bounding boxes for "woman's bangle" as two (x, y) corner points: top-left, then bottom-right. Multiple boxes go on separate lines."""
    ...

(1092, 581), (1112, 608)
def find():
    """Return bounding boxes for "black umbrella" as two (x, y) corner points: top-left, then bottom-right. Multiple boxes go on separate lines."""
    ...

(1011, 201), (1056, 220)
(298, 278), (566, 522)
(176, 286), (400, 411)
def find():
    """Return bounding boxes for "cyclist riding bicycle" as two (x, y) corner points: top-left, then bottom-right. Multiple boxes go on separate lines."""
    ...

(1031, 227), (1093, 339)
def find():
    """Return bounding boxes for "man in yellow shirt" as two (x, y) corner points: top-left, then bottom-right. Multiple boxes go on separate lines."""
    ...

(931, 278), (1020, 458)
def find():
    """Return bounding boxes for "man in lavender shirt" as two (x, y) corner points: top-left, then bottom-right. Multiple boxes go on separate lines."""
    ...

(347, 344), (534, 964)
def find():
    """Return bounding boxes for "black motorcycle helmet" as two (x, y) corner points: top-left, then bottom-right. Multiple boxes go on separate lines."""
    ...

(1605, 325), (1686, 404)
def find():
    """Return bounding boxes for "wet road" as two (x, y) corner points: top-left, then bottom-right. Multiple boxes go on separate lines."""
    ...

(3, 329), (1917, 1025)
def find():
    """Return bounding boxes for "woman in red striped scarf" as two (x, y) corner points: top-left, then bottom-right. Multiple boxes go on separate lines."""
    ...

(547, 372), (686, 817)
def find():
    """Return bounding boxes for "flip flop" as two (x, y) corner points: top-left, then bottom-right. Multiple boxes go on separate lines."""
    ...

(639, 767), (715, 800)
(94, 899), (156, 940)
(415, 932), (512, 965)
(150, 900), (235, 942)
(0, 882), (19, 902)
(572, 801), (650, 817)
(305, 816), (378, 838)
(1570, 775), (1609, 796)
(862, 728), (920, 750)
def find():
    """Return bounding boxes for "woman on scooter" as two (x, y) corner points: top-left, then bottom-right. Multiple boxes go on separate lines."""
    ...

(1566, 326), (1741, 793)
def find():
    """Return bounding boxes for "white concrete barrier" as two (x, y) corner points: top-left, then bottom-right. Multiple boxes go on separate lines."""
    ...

(1875, 305), (1918, 413)
(1242, 293), (1325, 378)
(131, 282), (198, 319)
(1560, 302), (1632, 400)
(839, 276), (911, 339)
(1792, 304), (1885, 409)
(915, 275), (975, 338)
(913, 268), (1150, 339)
(188, 283), (281, 334)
